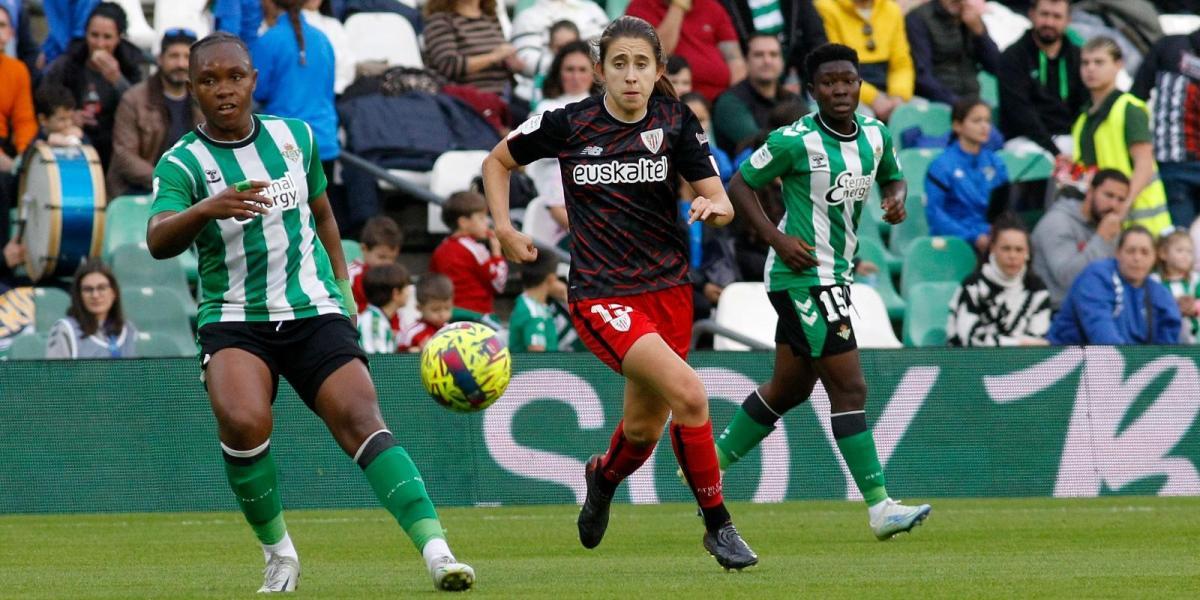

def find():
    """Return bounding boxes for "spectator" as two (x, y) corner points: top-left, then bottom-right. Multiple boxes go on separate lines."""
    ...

(399, 273), (454, 352)
(358, 263), (410, 353)
(509, 253), (564, 352)
(1153, 231), (1200, 343)
(107, 28), (201, 198)
(813, 0), (912, 121)
(626, 0), (746, 102)
(41, 2), (144, 170)
(253, 0), (341, 175)
(667, 55), (693, 96)
(302, 0), (356, 95)
(718, 0), (826, 90)
(511, 0), (607, 103)
(30, 84), (86, 149)
(429, 191), (508, 315)
(997, 0), (1084, 158)
(948, 219), (1051, 346)
(39, 0), (101, 68)
(348, 215), (405, 315)
(212, 0), (262, 46)
(1074, 36), (1172, 236)
(925, 98), (1008, 253)
(1047, 226), (1181, 345)
(1132, 25), (1200, 228)
(0, 0), (39, 70)
(1032, 168), (1130, 307)
(423, 0), (523, 97)
(682, 92), (734, 183)
(46, 259), (138, 358)
(905, 0), (1001, 105)
(0, 3), (34, 249)
(712, 34), (799, 154)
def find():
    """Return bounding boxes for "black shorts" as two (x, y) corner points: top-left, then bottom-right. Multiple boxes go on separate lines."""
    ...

(768, 285), (858, 359)
(197, 314), (367, 408)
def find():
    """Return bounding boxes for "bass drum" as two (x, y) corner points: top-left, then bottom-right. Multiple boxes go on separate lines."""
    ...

(18, 142), (106, 282)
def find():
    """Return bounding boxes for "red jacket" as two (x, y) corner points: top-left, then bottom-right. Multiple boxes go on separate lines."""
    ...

(429, 234), (508, 314)
(349, 258), (400, 332)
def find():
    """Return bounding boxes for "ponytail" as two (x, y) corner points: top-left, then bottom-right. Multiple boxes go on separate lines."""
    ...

(653, 76), (678, 100)
(287, 7), (306, 65)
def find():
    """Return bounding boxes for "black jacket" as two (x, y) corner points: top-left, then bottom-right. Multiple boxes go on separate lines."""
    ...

(997, 30), (1087, 155)
(906, 0), (1000, 105)
(720, 0), (827, 84)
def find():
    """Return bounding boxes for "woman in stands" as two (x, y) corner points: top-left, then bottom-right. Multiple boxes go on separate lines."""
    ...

(948, 218), (1051, 347)
(423, 0), (524, 98)
(924, 98), (1009, 255)
(46, 259), (137, 359)
(144, 33), (474, 592)
(481, 16), (758, 571)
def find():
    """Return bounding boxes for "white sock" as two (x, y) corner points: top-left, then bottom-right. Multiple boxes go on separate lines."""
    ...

(262, 532), (299, 563)
(422, 538), (453, 570)
(867, 498), (892, 523)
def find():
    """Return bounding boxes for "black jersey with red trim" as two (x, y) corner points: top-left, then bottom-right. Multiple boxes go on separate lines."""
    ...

(507, 94), (718, 301)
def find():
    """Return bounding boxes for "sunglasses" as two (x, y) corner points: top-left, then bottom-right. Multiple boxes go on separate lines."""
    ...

(163, 27), (197, 40)
(862, 24), (876, 52)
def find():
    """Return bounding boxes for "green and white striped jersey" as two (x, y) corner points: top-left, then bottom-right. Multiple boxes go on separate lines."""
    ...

(740, 112), (903, 291)
(150, 115), (344, 328)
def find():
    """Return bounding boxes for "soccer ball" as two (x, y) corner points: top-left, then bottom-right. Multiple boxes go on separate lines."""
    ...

(419, 322), (511, 412)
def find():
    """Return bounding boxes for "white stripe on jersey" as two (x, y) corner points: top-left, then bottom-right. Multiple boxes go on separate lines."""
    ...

(763, 212), (786, 290)
(232, 141), (296, 320)
(802, 130), (835, 285)
(838, 138), (864, 284)
(188, 140), (247, 321)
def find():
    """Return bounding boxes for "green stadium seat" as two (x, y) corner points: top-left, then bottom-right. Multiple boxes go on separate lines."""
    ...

(888, 194), (930, 256)
(102, 195), (152, 260)
(7, 333), (47, 359)
(111, 244), (189, 294)
(978, 71), (999, 108)
(900, 236), (977, 297)
(33, 287), (71, 332)
(341, 239), (363, 265)
(135, 331), (193, 358)
(902, 281), (960, 346)
(607, 0), (631, 20)
(998, 149), (1054, 182)
(855, 237), (905, 321)
(897, 148), (942, 197)
(121, 286), (194, 340)
(866, 185), (891, 237)
(890, 102), (952, 149)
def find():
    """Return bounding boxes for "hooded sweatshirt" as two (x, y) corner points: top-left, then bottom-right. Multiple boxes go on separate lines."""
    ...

(1047, 258), (1181, 345)
(1030, 198), (1115, 307)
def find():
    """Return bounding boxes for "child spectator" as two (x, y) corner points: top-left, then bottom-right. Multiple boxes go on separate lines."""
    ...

(399, 273), (455, 352)
(509, 253), (562, 353)
(33, 83), (85, 148)
(925, 98), (1009, 254)
(348, 215), (404, 314)
(358, 263), (410, 354)
(1153, 231), (1200, 344)
(667, 55), (693, 96)
(429, 191), (508, 315)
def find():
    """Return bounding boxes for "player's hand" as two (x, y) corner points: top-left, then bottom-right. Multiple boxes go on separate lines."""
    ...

(769, 232), (818, 271)
(882, 195), (906, 224)
(200, 181), (273, 220)
(688, 195), (732, 226)
(496, 226), (538, 263)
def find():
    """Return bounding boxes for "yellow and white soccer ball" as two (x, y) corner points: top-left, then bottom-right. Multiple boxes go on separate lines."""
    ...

(419, 322), (511, 412)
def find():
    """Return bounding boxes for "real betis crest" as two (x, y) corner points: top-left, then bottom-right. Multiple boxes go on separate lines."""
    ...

(281, 142), (301, 163)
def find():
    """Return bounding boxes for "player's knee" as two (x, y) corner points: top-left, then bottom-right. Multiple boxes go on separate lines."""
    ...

(828, 377), (867, 411)
(666, 376), (709, 424)
(217, 408), (271, 448)
(622, 421), (663, 446)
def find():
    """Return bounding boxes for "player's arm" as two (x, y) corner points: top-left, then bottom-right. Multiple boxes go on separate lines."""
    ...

(729, 171), (815, 271)
(146, 175), (271, 259)
(686, 176), (734, 227)
(876, 126), (908, 224)
(484, 111), (567, 263)
(311, 193), (347, 281)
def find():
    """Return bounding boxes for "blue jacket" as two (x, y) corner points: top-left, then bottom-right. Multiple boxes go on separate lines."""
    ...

(39, 0), (98, 65)
(1047, 258), (1181, 345)
(924, 141), (1008, 244)
(251, 15), (340, 160)
(213, 0), (263, 47)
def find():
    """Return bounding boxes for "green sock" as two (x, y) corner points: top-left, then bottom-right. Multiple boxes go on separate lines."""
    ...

(835, 431), (889, 506)
(224, 451), (287, 545)
(715, 407), (775, 470)
(363, 446), (445, 552)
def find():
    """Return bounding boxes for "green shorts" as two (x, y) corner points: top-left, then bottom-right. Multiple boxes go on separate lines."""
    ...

(768, 285), (858, 359)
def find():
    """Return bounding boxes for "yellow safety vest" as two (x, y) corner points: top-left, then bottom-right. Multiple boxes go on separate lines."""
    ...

(1072, 93), (1172, 236)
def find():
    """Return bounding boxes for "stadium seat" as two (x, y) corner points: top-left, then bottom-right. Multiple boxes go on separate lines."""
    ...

(103, 195), (152, 260)
(887, 194), (930, 256)
(7, 333), (47, 359)
(977, 71), (999, 107)
(342, 239), (363, 265)
(607, 0), (632, 20)
(998, 149), (1053, 183)
(900, 236), (977, 298)
(890, 103), (952, 149)
(122, 286), (195, 341)
(713, 282), (777, 351)
(854, 237), (905, 321)
(522, 197), (565, 248)
(345, 12), (422, 68)
(111, 244), (189, 295)
(897, 148), (941, 197)
(902, 281), (960, 346)
(849, 284), (902, 349)
(427, 150), (491, 234)
(135, 331), (193, 358)
(33, 287), (71, 333)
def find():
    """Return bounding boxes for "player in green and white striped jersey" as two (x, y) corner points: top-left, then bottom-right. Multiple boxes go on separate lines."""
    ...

(145, 33), (474, 593)
(716, 44), (931, 540)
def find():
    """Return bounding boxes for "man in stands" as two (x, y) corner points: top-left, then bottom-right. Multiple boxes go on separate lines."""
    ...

(905, 0), (1001, 105)
(626, 0), (747, 102)
(107, 28), (201, 197)
(712, 34), (799, 153)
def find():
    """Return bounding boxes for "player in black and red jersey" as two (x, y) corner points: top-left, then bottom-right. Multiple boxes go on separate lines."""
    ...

(481, 16), (757, 571)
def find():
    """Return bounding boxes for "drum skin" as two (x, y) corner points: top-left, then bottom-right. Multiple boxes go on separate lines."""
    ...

(18, 143), (106, 281)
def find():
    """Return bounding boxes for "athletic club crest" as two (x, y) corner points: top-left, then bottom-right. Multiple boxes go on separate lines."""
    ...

(281, 142), (301, 163)
(640, 128), (664, 154)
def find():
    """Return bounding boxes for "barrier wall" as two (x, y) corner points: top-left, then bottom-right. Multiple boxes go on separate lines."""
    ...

(1, 347), (1198, 514)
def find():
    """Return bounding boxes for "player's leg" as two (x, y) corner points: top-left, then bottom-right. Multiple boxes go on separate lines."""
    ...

(310, 358), (473, 591)
(816, 350), (931, 540)
(715, 343), (818, 469)
(206, 348), (299, 592)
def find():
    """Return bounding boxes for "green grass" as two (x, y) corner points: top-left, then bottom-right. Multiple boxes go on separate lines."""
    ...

(2, 498), (1198, 598)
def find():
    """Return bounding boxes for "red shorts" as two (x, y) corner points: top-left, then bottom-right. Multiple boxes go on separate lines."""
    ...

(569, 284), (693, 373)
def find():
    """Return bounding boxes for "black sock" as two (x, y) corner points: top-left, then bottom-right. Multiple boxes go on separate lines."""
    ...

(831, 411), (867, 440)
(701, 502), (732, 533)
(743, 390), (783, 427)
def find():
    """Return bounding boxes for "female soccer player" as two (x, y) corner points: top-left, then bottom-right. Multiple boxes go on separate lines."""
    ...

(716, 43), (932, 540)
(145, 33), (474, 593)
(481, 16), (757, 570)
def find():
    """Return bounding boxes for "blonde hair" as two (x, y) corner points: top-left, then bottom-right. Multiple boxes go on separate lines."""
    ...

(1082, 36), (1123, 62)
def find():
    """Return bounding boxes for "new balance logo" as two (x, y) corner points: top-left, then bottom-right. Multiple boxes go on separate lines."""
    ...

(581, 146), (603, 156)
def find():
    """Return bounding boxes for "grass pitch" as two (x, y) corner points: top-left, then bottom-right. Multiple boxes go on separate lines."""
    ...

(2, 497), (1197, 598)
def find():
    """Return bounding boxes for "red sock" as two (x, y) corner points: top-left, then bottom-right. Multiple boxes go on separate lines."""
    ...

(670, 421), (725, 509)
(599, 420), (656, 488)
